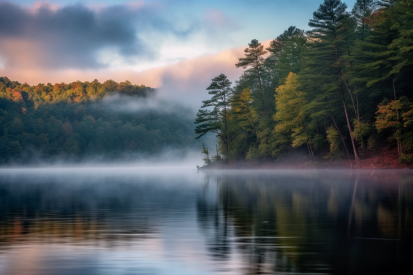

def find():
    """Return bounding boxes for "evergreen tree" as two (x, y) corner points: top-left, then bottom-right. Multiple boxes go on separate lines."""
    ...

(352, 0), (401, 102)
(352, 0), (377, 40)
(235, 40), (268, 113)
(388, 0), (413, 91)
(266, 26), (307, 84)
(194, 74), (233, 158)
(305, 0), (360, 162)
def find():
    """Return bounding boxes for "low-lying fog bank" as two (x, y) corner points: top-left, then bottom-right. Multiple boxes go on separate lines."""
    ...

(0, 148), (205, 169)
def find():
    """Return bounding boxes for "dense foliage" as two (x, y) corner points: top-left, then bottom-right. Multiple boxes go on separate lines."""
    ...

(196, 0), (413, 164)
(0, 77), (206, 164)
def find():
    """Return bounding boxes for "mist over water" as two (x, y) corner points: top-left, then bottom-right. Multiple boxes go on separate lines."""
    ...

(3, 148), (206, 169)
(0, 168), (412, 275)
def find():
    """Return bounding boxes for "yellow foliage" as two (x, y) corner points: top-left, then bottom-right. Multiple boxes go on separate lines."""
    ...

(274, 72), (309, 148)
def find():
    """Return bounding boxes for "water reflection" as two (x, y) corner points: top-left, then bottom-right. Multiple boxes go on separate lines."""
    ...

(0, 168), (412, 274)
(198, 170), (413, 274)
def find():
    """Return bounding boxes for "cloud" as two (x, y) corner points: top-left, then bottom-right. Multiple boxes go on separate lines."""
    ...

(204, 8), (238, 29)
(0, 40), (271, 108)
(0, 1), (188, 70)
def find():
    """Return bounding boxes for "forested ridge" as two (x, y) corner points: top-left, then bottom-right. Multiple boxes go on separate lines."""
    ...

(195, 0), (413, 165)
(0, 77), (206, 164)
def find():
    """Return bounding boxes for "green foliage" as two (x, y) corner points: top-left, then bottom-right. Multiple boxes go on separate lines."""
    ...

(194, 0), (413, 164)
(352, 120), (374, 149)
(235, 40), (268, 113)
(194, 74), (233, 158)
(266, 26), (307, 84)
(325, 126), (343, 159)
(399, 153), (413, 164)
(0, 77), (206, 163)
(352, 0), (377, 40)
(201, 144), (211, 166)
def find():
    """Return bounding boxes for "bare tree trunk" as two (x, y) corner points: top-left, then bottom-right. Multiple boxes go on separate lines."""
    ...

(355, 86), (360, 121)
(255, 60), (266, 112)
(306, 143), (313, 160)
(393, 78), (397, 101)
(309, 143), (316, 160)
(223, 94), (229, 160)
(334, 44), (359, 162)
(342, 78), (357, 118)
(331, 115), (351, 160)
(340, 89), (360, 162)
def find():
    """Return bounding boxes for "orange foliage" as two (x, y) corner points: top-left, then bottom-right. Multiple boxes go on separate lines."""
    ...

(375, 100), (404, 132)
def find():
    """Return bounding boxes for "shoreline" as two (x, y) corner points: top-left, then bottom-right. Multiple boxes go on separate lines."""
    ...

(199, 147), (413, 170)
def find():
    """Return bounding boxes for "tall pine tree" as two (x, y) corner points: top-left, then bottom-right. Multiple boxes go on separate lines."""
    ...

(304, 0), (360, 161)
(235, 40), (268, 113)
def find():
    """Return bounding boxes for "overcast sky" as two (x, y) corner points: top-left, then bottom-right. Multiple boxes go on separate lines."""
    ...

(0, 0), (357, 107)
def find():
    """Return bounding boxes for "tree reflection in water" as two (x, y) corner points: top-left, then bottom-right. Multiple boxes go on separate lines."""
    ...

(197, 170), (413, 275)
(0, 169), (412, 275)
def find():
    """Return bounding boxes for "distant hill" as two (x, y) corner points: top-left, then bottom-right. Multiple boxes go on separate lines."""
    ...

(0, 77), (209, 164)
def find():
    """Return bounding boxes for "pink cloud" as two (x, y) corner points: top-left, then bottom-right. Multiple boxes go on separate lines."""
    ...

(30, 1), (59, 13)
(1, 40), (271, 106)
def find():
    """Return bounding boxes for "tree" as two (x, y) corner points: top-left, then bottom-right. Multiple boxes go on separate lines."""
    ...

(266, 26), (307, 83)
(305, 0), (360, 162)
(352, 0), (377, 41)
(231, 88), (259, 142)
(387, 0), (413, 91)
(194, 74), (233, 158)
(352, 0), (401, 102)
(273, 73), (315, 159)
(201, 144), (211, 166)
(376, 97), (412, 155)
(235, 39), (268, 113)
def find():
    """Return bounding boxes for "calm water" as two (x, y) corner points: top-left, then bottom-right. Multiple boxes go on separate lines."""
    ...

(0, 168), (412, 275)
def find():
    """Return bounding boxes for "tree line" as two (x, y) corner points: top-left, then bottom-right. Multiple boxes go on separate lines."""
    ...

(195, 0), (413, 164)
(0, 77), (207, 164)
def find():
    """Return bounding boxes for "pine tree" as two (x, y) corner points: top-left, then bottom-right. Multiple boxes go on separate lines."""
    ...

(194, 74), (233, 158)
(388, 0), (413, 90)
(266, 26), (307, 85)
(352, 0), (377, 40)
(352, 0), (401, 102)
(235, 40), (268, 113)
(305, 0), (360, 162)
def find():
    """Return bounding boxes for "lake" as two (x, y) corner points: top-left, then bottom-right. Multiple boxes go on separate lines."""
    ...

(0, 168), (412, 275)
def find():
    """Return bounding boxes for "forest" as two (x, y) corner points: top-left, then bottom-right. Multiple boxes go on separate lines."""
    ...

(0, 77), (206, 164)
(195, 0), (413, 165)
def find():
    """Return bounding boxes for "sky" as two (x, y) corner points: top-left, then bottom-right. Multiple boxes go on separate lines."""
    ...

(0, 0), (357, 107)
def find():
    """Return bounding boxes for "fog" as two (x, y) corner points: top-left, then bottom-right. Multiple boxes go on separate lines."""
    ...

(99, 93), (197, 118)
(2, 147), (210, 169)
(0, 85), (220, 167)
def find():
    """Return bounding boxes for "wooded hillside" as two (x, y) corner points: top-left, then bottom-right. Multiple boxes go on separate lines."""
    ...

(195, 0), (413, 165)
(0, 77), (206, 164)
